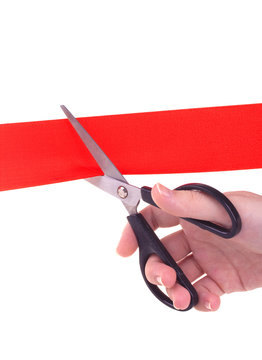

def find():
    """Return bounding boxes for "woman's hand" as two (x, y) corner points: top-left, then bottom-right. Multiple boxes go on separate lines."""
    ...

(117, 183), (262, 311)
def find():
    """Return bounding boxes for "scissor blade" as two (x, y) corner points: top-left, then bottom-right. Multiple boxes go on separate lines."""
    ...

(87, 176), (141, 215)
(60, 105), (128, 183)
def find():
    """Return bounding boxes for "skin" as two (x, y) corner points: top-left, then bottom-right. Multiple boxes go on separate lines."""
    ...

(117, 183), (262, 311)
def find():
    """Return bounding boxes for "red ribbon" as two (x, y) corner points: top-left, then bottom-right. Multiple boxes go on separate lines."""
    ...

(0, 104), (261, 192)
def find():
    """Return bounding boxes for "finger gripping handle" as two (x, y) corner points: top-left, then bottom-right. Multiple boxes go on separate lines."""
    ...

(127, 213), (199, 311)
(175, 183), (242, 238)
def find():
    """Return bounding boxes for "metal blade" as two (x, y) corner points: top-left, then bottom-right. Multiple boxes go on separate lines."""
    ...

(60, 105), (128, 183)
(86, 176), (141, 215)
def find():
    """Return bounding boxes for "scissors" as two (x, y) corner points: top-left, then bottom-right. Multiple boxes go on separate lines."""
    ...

(61, 105), (242, 311)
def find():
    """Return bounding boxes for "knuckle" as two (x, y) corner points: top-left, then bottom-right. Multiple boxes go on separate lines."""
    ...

(182, 190), (204, 212)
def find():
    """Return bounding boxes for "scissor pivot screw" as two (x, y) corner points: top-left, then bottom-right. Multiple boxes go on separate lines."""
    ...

(117, 186), (128, 199)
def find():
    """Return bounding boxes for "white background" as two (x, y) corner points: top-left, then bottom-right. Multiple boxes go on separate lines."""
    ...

(0, 1), (262, 359)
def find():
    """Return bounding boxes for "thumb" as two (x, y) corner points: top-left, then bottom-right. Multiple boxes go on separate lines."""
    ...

(151, 183), (232, 227)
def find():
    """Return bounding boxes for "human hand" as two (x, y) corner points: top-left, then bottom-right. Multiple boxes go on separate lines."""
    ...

(117, 183), (262, 311)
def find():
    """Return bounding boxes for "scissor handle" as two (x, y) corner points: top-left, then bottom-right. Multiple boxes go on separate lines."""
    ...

(141, 183), (242, 239)
(130, 183), (242, 310)
(127, 213), (199, 311)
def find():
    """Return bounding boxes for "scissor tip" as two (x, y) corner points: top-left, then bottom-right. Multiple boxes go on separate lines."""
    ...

(60, 105), (69, 115)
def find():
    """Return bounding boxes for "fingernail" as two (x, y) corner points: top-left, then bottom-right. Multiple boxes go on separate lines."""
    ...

(156, 276), (163, 286)
(156, 183), (172, 199)
(204, 302), (212, 311)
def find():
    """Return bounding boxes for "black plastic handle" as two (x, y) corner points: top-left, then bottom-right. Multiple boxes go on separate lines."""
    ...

(127, 213), (199, 311)
(141, 183), (242, 239)
(132, 183), (242, 310)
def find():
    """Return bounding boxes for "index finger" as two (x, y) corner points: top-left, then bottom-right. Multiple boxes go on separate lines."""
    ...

(117, 204), (180, 257)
